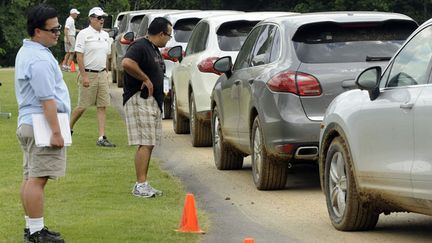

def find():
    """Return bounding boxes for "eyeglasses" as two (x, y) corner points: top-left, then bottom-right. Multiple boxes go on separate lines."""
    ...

(91, 15), (105, 20)
(163, 32), (172, 38)
(40, 24), (62, 34)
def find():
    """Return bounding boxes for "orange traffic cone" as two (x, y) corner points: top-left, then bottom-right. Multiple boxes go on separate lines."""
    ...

(175, 193), (204, 233)
(70, 61), (76, 72)
(244, 238), (255, 243)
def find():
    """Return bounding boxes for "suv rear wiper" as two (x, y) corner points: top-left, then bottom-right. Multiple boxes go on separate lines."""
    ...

(366, 56), (391, 62)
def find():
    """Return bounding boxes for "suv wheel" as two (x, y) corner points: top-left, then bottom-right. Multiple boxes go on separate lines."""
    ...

(251, 116), (288, 190)
(212, 106), (243, 170)
(189, 92), (211, 147)
(324, 136), (379, 231)
(172, 87), (189, 134)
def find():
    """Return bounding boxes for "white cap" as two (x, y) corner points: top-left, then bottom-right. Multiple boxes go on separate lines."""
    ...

(88, 7), (107, 17)
(70, 8), (80, 15)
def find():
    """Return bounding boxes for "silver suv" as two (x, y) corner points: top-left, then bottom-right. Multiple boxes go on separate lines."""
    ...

(211, 12), (417, 190)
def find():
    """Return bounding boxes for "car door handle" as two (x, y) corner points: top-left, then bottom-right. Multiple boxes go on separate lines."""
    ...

(234, 80), (241, 85)
(400, 103), (414, 109)
(248, 79), (254, 84)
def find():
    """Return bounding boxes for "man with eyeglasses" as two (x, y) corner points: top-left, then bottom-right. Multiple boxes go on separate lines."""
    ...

(15, 3), (69, 242)
(122, 17), (172, 198)
(71, 7), (116, 147)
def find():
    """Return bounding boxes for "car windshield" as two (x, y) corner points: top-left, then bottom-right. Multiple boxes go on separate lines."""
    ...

(293, 20), (418, 63)
(174, 18), (201, 43)
(217, 21), (258, 51)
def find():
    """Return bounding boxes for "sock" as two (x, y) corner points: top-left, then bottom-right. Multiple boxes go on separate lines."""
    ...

(98, 135), (104, 140)
(28, 217), (44, 234)
(25, 215), (29, 229)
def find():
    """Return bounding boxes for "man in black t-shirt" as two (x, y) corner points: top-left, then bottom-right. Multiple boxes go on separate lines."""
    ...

(122, 17), (172, 198)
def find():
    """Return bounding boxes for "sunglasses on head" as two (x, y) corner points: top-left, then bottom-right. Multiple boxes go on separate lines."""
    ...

(91, 15), (105, 20)
(40, 24), (62, 34)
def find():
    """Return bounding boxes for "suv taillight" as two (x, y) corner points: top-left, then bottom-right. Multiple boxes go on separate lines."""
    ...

(267, 71), (321, 96)
(197, 57), (221, 75)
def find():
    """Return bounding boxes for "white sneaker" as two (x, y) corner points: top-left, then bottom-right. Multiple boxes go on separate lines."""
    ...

(132, 183), (155, 198)
(144, 181), (163, 196)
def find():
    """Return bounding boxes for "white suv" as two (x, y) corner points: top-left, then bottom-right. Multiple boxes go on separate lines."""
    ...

(170, 12), (293, 146)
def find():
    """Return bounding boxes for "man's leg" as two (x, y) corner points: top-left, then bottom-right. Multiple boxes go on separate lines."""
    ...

(135, 145), (154, 183)
(96, 107), (106, 137)
(66, 52), (74, 66)
(70, 106), (86, 130)
(24, 177), (48, 234)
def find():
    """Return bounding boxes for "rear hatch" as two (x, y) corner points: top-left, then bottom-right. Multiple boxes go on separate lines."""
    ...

(293, 20), (417, 120)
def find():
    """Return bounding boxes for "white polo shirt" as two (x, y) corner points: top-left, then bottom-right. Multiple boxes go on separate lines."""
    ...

(65, 16), (76, 36)
(75, 26), (112, 71)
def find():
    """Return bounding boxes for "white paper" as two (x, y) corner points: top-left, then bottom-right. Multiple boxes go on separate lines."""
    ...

(32, 113), (72, 147)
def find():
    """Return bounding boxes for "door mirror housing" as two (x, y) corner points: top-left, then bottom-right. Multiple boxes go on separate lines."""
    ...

(168, 46), (183, 62)
(355, 66), (382, 101)
(120, 32), (135, 44)
(213, 56), (232, 78)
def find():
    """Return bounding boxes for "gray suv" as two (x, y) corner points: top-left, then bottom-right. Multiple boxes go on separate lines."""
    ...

(211, 12), (417, 190)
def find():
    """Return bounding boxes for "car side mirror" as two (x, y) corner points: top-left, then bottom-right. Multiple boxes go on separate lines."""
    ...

(355, 66), (381, 101)
(168, 46), (183, 62)
(213, 56), (232, 78)
(120, 32), (134, 44)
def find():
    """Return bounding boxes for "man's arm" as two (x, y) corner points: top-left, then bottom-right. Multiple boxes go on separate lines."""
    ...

(76, 52), (89, 87)
(41, 99), (64, 148)
(64, 27), (70, 43)
(122, 57), (153, 96)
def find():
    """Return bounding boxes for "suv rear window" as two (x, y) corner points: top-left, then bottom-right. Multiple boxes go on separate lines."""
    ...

(174, 18), (201, 43)
(293, 20), (418, 63)
(217, 21), (259, 51)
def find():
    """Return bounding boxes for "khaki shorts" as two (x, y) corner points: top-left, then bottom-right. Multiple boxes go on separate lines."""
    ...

(124, 93), (162, 146)
(77, 71), (110, 108)
(64, 35), (76, 52)
(16, 124), (66, 180)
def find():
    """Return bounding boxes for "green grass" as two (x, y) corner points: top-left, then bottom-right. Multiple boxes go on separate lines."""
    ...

(0, 69), (207, 242)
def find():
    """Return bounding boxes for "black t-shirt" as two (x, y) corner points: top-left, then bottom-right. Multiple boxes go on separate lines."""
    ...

(122, 38), (165, 111)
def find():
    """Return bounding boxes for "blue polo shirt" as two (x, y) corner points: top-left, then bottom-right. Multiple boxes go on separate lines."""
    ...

(15, 39), (71, 126)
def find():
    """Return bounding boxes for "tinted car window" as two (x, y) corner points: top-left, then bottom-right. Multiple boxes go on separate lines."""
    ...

(293, 20), (417, 63)
(384, 26), (432, 87)
(130, 15), (144, 32)
(233, 26), (263, 70)
(118, 15), (128, 33)
(186, 22), (209, 55)
(174, 18), (201, 43)
(137, 16), (149, 37)
(270, 28), (281, 63)
(250, 25), (277, 66)
(217, 21), (258, 51)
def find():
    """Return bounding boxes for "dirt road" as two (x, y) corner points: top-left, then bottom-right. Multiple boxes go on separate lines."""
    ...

(110, 86), (432, 243)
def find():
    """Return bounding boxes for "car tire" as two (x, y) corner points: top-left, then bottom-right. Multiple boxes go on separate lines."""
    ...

(172, 87), (189, 134)
(212, 106), (243, 170)
(117, 69), (124, 88)
(163, 94), (172, 119)
(251, 116), (288, 190)
(111, 53), (117, 83)
(324, 136), (379, 231)
(189, 92), (212, 147)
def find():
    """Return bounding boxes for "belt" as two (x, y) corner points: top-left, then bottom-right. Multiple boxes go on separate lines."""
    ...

(85, 68), (106, 73)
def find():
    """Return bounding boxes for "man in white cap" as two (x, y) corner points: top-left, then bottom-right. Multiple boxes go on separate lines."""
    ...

(61, 8), (80, 71)
(71, 7), (116, 147)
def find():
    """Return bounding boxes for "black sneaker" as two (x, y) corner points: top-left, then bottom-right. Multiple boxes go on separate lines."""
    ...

(96, 136), (116, 147)
(24, 228), (30, 241)
(27, 227), (64, 243)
